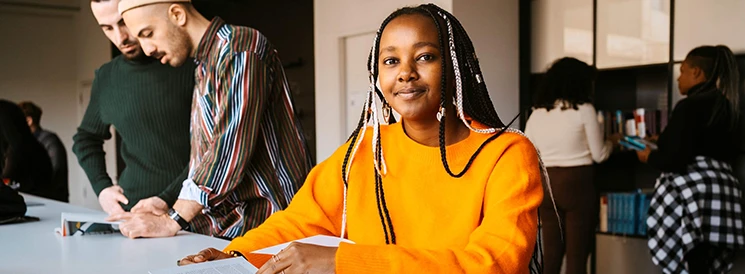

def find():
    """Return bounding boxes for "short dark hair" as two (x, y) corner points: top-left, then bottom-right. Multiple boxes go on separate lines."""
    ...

(18, 101), (42, 125)
(533, 57), (596, 111)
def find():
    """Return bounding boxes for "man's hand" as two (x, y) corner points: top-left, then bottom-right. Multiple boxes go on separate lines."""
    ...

(131, 196), (168, 215)
(107, 212), (180, 239)
(178, 248), (233, 266)
(257, 242), (337, 274)
(99, 185), (128, 216)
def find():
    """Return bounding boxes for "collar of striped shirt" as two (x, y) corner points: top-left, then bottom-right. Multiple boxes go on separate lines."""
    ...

(194, 16), (226, 62)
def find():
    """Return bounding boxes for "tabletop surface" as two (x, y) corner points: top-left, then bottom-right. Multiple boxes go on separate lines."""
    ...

(0, 195), (229, 274)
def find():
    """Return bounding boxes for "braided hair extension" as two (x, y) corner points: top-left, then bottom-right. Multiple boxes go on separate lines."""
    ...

(339, 5), (562, 259)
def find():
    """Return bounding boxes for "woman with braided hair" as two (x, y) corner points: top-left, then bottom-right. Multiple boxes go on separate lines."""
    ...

(179, 4), (551, 273)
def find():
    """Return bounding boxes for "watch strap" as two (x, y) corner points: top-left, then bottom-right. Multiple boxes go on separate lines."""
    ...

(168, 208), (190, 230)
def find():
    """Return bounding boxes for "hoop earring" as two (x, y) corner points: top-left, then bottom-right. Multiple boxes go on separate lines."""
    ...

(382, 102), (391, 122)
(436, 105), (446, 122)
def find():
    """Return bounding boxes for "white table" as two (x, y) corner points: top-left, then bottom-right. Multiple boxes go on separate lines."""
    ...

(0, 195), (229, 274)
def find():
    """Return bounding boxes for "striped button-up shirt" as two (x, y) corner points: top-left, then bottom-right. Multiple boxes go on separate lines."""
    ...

(178, 17), (313, 238)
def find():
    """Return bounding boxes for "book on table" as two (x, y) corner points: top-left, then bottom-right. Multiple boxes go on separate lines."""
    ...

(55, 212), (121, 236)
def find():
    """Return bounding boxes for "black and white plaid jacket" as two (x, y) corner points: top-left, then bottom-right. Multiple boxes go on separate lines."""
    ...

(647, 156), (744, 274)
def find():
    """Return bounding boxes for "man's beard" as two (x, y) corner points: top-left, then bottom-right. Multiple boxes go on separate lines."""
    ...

(166, 24), (194, 67)
(121, 46), (147, 61)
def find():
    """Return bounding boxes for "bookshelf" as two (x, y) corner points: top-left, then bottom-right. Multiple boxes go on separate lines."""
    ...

(593, 63), (668, 193)
(524, 64), (667, 192)
(522, 0), (745, 272)
(522, 1), (673, 273)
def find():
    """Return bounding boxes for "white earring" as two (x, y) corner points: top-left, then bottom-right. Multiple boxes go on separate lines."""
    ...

(436, 106), (446, 122)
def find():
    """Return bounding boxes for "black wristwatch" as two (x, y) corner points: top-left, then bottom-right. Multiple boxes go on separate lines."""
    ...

(168, 208), (190, 230)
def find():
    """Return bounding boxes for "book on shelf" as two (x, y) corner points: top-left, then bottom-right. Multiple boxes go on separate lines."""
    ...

(599, 190), (652, 236)
(598, 108), (667, 148)
(599, 195), (608, 232)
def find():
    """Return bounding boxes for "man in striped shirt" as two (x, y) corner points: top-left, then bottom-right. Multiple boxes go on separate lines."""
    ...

(111, 0), (314, 239)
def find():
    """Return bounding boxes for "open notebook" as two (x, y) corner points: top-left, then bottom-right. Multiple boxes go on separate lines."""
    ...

(149, 235), (354, 274)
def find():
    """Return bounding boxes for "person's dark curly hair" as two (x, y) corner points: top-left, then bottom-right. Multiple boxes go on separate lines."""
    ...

(533, 57), (596, 111)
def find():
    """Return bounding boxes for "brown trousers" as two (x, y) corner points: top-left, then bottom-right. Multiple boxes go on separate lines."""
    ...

(540, 165), (597, 274)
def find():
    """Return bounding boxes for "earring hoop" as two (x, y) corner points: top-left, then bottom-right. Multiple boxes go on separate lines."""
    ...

(382, 103), (391, 122)
(436, 106), (446, 122)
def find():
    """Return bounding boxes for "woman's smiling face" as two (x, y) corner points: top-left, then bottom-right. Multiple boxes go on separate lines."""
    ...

(377, 14), (444, 123)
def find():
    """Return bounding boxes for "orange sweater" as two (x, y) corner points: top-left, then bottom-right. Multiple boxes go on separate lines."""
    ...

(224, 122), (544, 273)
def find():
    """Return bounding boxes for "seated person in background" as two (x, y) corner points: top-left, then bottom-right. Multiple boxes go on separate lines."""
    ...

(637, 45), (744, 274)
(178, 4), (545, 273)
(525, 57), (619, 274)
(18, 101), (69, 203)
(0, 100), (53, 200)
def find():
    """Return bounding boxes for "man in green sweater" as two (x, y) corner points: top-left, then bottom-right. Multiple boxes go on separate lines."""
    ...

(73, 0), (194, 216)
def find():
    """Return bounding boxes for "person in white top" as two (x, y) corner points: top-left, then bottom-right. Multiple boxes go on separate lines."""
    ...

(525, 57), (619, 274)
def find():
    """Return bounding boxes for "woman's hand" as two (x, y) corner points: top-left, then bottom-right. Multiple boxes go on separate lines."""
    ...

(257, 242), (337, 274)
(178, 248), (233, 266)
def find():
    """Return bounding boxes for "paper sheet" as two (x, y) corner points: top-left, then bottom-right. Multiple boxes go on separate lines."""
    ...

(251, 235), (354, 255)
(148, 257), (258, 274)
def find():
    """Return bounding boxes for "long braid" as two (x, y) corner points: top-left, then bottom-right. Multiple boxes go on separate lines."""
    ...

(340, 89), (375, 239)
(338, 32), (388, 239)
(451, 11), (502, 127)
(428, 6), (515, 178)
(374, 165), (390, 244)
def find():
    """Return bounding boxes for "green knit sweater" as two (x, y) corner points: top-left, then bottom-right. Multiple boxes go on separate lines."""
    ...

(73, 55), (194, 210)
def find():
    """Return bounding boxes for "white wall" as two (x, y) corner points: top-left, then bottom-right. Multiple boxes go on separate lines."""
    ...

(596, 0), (670, 68)
(531, 0), (594, 72)
(313, 0), (519, 161)
(0, 0), (112, 209)
(674, 0), (745, 60)
(453, 0), (520, 129)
